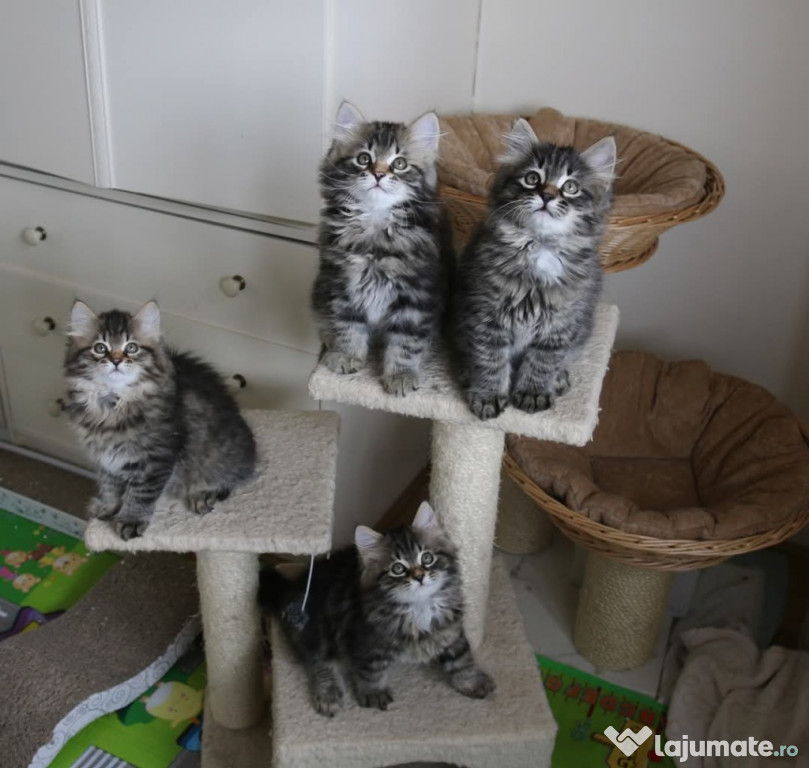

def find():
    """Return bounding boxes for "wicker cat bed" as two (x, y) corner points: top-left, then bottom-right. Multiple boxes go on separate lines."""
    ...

(504, 350), (809, 571)
(438, 108), (725, 272)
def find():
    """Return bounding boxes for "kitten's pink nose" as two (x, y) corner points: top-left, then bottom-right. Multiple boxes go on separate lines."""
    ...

(373, 172), (385, 182)
(110, 352), (123, 366)
(411, 566), (425, 583)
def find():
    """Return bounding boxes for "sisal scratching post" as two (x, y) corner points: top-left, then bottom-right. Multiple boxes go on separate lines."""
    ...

(574, 552), (672, 670)
(197, 551), (264, 728)
(430, 423), (504, 648)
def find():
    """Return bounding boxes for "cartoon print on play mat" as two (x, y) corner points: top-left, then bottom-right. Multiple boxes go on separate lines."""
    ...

(0, 567), (42, 594)
(51, 552), (89, 576)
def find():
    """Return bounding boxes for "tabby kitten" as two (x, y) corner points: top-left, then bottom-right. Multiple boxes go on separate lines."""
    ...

(64, 300), (256, 540)
(452, 119), (616, 419)
(312, 102), (452, 396)
(259, 502), (494, 717)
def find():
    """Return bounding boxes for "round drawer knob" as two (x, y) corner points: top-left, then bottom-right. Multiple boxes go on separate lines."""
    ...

(22, 226), (48, 245)
(225, 374), (247, 392)
(219, 275), (246, 298)
(47, 398), (66, 417)
(32, 316), (56, 336)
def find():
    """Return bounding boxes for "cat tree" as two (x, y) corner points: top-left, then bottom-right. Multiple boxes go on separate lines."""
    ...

(85, 409), (340, 741)
(277, 301), (619, 768)
(84, 301), (617, 768)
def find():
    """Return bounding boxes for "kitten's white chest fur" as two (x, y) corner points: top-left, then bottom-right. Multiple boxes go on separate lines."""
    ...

(345, 253), (394, 326)
(527, 246), (565, 284)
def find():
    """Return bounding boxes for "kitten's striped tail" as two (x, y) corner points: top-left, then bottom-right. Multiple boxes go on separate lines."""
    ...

(258, 566), (291, 615)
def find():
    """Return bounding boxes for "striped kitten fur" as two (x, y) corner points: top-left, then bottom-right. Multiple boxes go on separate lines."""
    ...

(452, 119), (616, 419)
(259, 502), (494, 717)
(312, 102), (452, 396)
(64, 300), (256, 540)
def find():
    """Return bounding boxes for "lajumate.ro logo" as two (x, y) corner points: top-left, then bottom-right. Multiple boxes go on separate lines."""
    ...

(603, 724), (800, 762)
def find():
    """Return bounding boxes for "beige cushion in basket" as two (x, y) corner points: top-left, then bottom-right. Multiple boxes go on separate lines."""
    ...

(507, 350), (809, 541)
(439, 108), (707, 219)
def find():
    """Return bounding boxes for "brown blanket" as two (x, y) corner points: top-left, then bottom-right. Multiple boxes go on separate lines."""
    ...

(508, 351), (809, 541)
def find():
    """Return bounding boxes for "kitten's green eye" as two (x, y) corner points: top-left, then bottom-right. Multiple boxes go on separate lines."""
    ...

(124, 342), (139, 355)
(562, 180), (581, 196)
(390, 563), (407, 577)
(524, 171), (540, 187)
(356, 151), (372, 166)
(421, 552), (435, 566)
(391, 157), (408, 171)
(93, 342), (108, 355)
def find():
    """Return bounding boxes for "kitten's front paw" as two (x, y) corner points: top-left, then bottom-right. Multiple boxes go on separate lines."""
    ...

(554, 369), (571, 396)
(453, 670), (496, 699)
(88, 497), (120, 520)
(468, 392), (508, 420)
(114, 520), (148, 541)
(322, 351), (365, 375)
(357, 688), (394, 711)
(380, 371), (419, 397)
(511, 390), (552, 413)
(186, 490), (219, 515)
(313, 685), (344, 718)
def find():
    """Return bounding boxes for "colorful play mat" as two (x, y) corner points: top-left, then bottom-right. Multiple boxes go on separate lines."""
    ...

(537, 654), (673, 767)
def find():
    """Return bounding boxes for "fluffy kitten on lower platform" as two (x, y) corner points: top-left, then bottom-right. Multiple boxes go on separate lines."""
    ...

(259, 501), (494, 717)
(452, 119), (616, 420)
(64, 300), (256, 540)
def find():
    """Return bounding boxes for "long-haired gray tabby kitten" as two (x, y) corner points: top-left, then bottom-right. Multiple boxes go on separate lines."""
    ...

(452, 119), (616, 419)
(259, 501), (494, 717)
(64, 300), (256, 540)
(312, 102), (451, 396)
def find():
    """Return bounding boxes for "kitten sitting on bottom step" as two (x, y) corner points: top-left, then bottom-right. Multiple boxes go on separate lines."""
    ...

(260, 501), (495, 717)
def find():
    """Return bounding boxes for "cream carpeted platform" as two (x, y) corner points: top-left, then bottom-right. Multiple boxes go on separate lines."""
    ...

(269, 555), (557, 768)
(85, 409), (339, 555)
(309, 303), (619, 446)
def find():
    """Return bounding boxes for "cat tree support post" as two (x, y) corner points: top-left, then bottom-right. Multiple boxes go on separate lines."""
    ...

(430, 423), (504, 647)
(85, 409), (339, 752)
(310, 302), (620, 648)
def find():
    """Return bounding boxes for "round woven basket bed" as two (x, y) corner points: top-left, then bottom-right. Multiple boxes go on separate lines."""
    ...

(438, 107), (725, 271)
(503, 350), (809, 669)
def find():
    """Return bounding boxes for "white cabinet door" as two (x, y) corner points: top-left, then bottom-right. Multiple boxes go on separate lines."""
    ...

(0, 1), (95, 184)
(101, 0), (326, 223)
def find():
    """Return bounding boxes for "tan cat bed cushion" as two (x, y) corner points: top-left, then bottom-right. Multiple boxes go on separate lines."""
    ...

(507, 350), (809, 541)
(439, 108), (707, 219)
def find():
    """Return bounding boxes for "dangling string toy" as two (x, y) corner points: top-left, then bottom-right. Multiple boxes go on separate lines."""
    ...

(282, 552), (315, 632)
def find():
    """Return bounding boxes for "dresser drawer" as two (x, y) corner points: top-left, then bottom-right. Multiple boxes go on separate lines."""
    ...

(0, 345), (84, 464)
(0, 176), (320, 354)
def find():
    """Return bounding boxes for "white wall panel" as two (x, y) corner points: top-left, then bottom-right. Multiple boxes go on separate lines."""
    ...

(328, 0), (481, 125)
(102, 0), (326, 223)
(0, 1), (94, 184)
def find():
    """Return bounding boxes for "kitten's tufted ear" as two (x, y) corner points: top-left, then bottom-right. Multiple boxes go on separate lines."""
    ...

(334, 101), (366, 141)
(68, 300), (98, 340)
(407, 112), (441, 158)
(501, 117), (539, 164)
(412, 501), (438, 531)
(581, 136), (617, 185)
(354, 525), (383, 552)
(133, 301), (161, 343)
